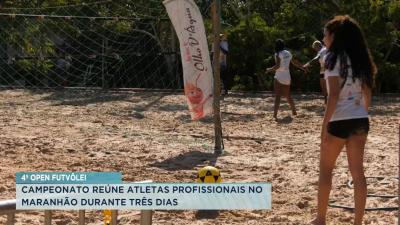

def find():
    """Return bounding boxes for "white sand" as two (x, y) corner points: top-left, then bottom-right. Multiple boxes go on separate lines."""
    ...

(0, 89), (398, 225)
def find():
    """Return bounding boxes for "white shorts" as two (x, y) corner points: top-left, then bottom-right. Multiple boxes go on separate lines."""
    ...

(274, 71), (291, 85)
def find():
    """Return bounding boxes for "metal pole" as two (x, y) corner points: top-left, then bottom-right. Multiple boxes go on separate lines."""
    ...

(212, 0), (223, 154)
(102, 38), (105, 89)
(171, 22), (179, 88)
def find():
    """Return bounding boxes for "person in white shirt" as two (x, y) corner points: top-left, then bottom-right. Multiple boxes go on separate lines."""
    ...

(265, 39), (307, 120)
(211, 34), (229, 95)
(304, 41), (328, 103)
(310, 15), (377, 225)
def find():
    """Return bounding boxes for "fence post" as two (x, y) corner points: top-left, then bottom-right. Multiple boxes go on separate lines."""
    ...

(101, 37), (106, 89)
(6, 213), (15, 225)
(78, 210), (85, 225)
(111, 210), (118, 225)
(140, 210), (152, 225)
(211, 0), (223, 154)
(44, 210), (52, 225)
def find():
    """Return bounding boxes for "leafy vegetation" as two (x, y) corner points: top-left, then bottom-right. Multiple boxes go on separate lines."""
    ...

(0, 0), (398, 92)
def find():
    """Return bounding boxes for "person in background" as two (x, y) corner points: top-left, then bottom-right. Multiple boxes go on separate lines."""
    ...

(304, 40), (328, 103)
(219, 33), (229, 95)
(212, 33), (229, 95)
(265, 39), (307, 120)
(55, 48), (71, 87)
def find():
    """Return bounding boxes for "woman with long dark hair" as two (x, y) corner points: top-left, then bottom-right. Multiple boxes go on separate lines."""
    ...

(265, 39), (307, 120)
(311, 15), (377, 225)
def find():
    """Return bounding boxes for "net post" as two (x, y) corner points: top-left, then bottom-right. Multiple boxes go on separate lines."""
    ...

(212, 0), (223, 154)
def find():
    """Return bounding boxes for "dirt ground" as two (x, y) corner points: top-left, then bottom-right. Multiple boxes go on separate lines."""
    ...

(0, 89), (398, 225)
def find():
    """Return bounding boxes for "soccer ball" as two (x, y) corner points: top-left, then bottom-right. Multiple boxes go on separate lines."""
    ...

(196, 166), (222, 183)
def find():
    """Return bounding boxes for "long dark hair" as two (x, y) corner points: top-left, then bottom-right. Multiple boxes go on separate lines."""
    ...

(324, 15), (376, 88)
(275, 39), (285, 54)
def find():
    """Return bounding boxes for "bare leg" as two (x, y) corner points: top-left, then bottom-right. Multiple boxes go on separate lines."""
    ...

(287, 91), (297, 116)
(320, 78), (327, 104)
(312, 133), (346, 225)
(273, 79), (281, 119)
(346, 134), (368, 225)
(281, 84), (297, 116)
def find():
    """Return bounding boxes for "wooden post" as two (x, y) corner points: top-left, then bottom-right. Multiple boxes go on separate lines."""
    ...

(212, 0), (223, 154)
(44, 210), (52, 225)
(6, 213), (15, 225)
(78, 210), (85, 225)
(111, 210), (118, 225)
(140, 210), (153, 225)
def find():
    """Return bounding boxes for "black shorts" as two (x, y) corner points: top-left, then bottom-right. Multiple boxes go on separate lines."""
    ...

(320, 73), (325, 79)
(328, 118), (369, 139)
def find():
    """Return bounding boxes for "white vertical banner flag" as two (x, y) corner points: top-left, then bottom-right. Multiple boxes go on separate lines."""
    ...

(163, 0), (214, 120)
